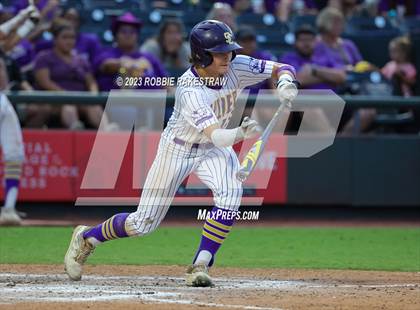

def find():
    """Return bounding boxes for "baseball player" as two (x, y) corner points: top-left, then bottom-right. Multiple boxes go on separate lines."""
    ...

(64, 20), (298, 286)
(0, 93), (24, 225)
(0, 5), (38, 225)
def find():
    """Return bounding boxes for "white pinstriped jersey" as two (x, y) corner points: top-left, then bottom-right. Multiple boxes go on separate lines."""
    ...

(162, 55), (275, 144)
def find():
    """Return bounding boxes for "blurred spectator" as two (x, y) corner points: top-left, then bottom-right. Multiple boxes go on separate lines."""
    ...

(313, 8), (375, 134)
(236, 25), (276, 94)
(235, 25), (278, 127)
(13, 0), (60, 44)
(36, 7), (102, 64)
(0, 8), (34, 90)
(207, 2), (237, 31)
(140, 19), (190, 73)
(0, 6), (39, 90)
(94, 12), (167, 91)
(281, 24), (346, 90)
(381, 36), (417, 97)
(33, 20), (110, 130)
(13, 0), (59, 21)
(213, 0), (252, 15)
(280, 24), (340, 132)
(0, 49), (32, 91)
(327, 0), (366, 19)
(314, 7), (363, 70)
(264, 0), (325, 22)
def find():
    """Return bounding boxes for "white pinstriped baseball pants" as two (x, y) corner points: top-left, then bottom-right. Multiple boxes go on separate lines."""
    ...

(0, 94), (24, 162)
(125, 137), (243, 236)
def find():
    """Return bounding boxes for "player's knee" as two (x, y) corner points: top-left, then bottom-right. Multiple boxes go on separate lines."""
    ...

(215, 186), (243, 210)
(227, 185), (243, 198)
(125, 212), (162, 237)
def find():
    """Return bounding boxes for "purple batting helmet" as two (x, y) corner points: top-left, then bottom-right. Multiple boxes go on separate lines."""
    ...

(190, 20), (242, 68)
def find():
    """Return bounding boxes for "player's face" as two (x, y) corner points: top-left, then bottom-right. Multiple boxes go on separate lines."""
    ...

(207, 52), (232, 76)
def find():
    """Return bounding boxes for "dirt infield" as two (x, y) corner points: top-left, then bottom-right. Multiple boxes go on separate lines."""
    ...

(0, 265), (419, 310)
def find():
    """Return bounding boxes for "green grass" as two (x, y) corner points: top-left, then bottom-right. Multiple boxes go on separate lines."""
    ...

(0, 227), (419, 271)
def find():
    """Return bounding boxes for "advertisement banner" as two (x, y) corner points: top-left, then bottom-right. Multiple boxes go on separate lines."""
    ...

(0, 131), (286, 204)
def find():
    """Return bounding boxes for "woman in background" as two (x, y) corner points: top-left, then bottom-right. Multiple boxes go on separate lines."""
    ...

(140, 19), (190, 73)
(33, 20), (112, 130)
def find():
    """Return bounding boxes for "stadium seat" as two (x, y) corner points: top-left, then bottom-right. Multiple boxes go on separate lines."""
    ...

(81, 0), (140, 10)
(345, 16), (396, 34)
(402, 16), (420, 35)
(237, 12), (289, 32)
(343, 32), (401, 67)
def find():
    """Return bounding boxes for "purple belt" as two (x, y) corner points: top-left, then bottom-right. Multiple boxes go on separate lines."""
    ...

(173, 137), (213, 150)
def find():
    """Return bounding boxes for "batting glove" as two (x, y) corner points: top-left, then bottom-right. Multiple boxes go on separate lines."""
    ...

(240, 117), (262, 139)
(276, 77), (299, 108)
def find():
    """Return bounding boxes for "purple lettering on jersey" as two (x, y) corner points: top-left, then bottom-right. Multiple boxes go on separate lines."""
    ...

(195, 114), (214, 126)
(260, 60), (266, 73)
(248, 57), (265, 75)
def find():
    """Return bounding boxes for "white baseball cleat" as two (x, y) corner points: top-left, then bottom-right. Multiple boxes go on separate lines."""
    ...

(0, 208), (22, 226)
(64, 225), (94, 281)
(185, 264), (214, 287)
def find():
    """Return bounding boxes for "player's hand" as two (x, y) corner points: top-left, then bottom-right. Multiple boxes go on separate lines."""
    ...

(276, 78), (298, 108)
(240, 117), (261, 139)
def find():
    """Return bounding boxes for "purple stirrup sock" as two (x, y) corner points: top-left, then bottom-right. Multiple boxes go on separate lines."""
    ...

(193, 206), (235, 267)
(83, 213), (130, 242)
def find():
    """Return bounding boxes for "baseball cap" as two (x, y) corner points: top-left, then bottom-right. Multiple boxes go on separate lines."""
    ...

(294, 24), (317, 37)
(111, 12), (143, 34)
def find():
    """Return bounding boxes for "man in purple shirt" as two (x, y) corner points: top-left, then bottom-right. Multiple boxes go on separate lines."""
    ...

(280, 24), (346, 90)
(94, 12), (167, 91)
(281, 25), (346, 132)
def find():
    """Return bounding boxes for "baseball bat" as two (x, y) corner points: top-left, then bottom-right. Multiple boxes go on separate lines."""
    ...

(236, 100), (291, 182)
